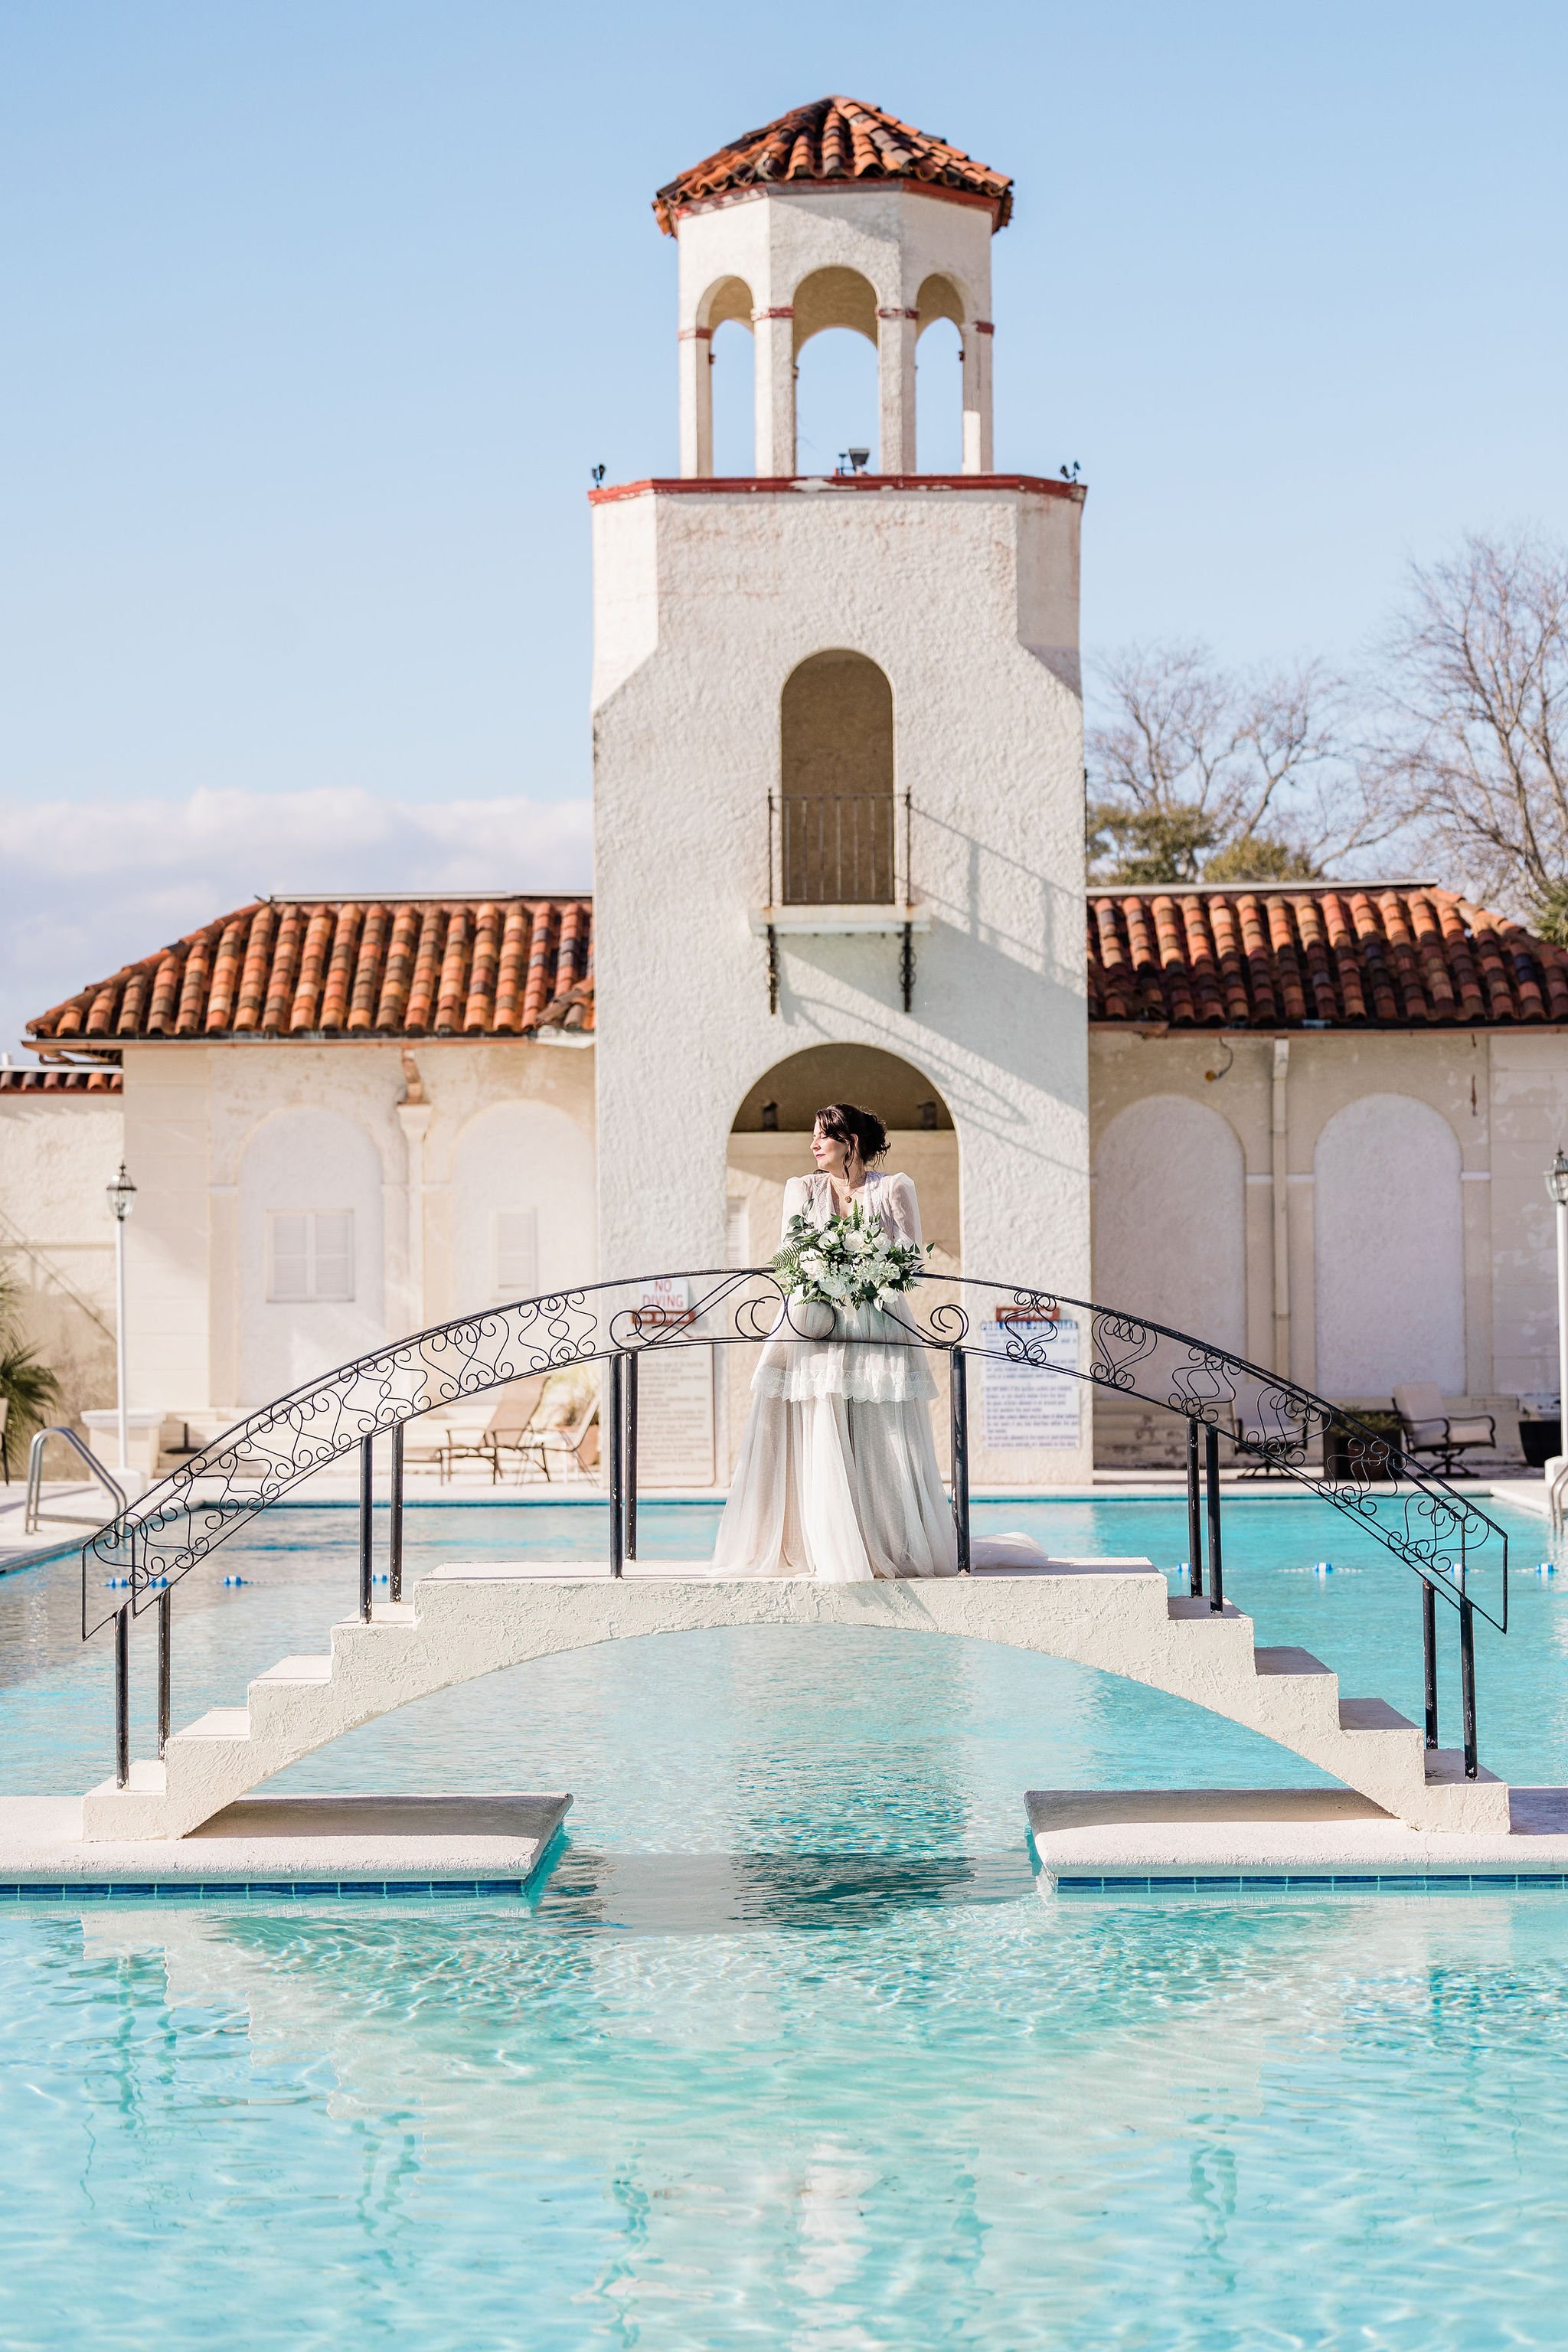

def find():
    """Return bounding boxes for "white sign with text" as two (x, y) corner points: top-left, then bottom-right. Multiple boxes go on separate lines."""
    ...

(980, 1316), (1081, 1450)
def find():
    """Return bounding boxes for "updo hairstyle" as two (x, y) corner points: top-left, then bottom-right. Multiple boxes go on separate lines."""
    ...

(813, 1102), (889, 1168)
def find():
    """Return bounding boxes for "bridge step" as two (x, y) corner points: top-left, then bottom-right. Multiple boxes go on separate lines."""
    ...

(1253, 1646), (1331, 1677)
(1338, 1697), (1415, 1733)
(180, 1708), (252, 1740)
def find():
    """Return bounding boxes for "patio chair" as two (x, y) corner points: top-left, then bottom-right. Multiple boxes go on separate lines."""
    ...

(443, 1377), (549, 1485)
(1392, 1383), (1496, 1478)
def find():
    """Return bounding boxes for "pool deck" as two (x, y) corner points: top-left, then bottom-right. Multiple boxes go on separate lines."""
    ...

(0, 1792), (572, 1895)
(1028, 1785), (1568, 1886)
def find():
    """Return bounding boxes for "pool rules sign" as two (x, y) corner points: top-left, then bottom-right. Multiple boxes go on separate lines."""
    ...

(633, 1279), (714, 1486)
(979, 1313), (1082, 1450)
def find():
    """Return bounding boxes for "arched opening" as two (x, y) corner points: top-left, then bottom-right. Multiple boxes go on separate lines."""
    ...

(1315, 1095), (1464, 1397)
(792, 266), (879, 473)
(916, 275), (965, 474)
(688, 275), (754, 479)
(724, 1043), (959, 1479)
(779, 650), (894, 904)
(700, 275), (754, 477)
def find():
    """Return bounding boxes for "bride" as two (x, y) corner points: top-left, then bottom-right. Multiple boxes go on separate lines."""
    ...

(713, 1102), (960, 1582)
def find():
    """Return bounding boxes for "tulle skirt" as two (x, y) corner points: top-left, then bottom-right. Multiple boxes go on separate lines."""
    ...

(714, 1311), (959, 1582)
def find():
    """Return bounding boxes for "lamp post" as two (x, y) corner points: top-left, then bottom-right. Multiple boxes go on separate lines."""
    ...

(1549, 1150), (1568, 1461)
(106, 1163), (136, 1473)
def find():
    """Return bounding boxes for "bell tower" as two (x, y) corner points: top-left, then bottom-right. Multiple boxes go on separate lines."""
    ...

(591, 97), (1091, 1484)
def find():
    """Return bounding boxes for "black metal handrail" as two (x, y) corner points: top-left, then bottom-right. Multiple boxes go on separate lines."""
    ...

(81, 1267), (1509, 1787)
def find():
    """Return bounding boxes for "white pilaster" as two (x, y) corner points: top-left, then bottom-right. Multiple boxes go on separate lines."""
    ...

(753, 309), (796, 475)
(678, 328), (713, 478)
(877, 309), (917, 472)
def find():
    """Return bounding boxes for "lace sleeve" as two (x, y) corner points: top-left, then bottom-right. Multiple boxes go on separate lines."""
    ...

(883, 1172), (923, 1252)
(779, 1175), (810, 1243)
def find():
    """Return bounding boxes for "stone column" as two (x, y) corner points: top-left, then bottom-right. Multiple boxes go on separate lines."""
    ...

(877, 309), (917, 472)
(752, 308), (796, 476)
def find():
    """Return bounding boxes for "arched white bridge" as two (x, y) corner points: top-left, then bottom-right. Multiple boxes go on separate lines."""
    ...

(80, 1263), (1514, 1843)
(83, 1557), (1508, 1842)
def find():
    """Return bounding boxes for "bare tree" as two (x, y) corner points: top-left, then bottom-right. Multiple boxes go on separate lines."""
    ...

(1087, 643), (1400, 886)
(1368, 532), (1568, 936)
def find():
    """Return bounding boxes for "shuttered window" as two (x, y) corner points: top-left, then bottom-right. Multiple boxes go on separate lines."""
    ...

(268, 1210), (355, 1303)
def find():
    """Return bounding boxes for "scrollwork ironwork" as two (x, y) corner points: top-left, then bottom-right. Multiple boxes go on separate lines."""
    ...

(81, 1265), (1508, 1642)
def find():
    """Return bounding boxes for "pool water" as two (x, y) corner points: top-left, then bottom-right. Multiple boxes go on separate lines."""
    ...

(2, 1496), (1567, 2348)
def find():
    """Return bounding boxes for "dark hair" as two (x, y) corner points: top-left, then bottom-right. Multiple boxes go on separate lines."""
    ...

(813, 1102), (888, 1166)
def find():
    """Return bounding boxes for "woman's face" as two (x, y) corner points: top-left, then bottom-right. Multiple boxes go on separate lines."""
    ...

(811, 1121), (854, 1177)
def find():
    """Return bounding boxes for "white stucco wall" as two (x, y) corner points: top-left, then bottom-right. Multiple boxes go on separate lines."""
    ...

(449, 1099), (596, 1313)
(237, 1105), (387, 1404)
(592, 477), (1088, 1484)
(1093, 1094), (1246, 1353)
(1314, 1093), (1465, 1396)
(116, 1040), (596, 1427)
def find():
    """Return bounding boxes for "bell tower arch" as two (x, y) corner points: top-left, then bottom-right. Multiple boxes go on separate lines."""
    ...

(594, 97), (1091, 1485)
(662, 95), (1006, 478)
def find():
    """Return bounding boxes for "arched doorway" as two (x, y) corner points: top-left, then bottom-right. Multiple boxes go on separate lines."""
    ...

(722, 1042), (959, 1478)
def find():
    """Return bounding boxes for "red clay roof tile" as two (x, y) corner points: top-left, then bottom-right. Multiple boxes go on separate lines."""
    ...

(27, 897), (596, 1048)
(1088, 884), (1563, 1029)
(0, 1067), (122, 1094)
(654, 96), (1013, 234)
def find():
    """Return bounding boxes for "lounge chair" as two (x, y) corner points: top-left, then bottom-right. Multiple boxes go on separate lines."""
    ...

(505, 1372), (599, 1483)
(1392, 1383), (1496, 1478)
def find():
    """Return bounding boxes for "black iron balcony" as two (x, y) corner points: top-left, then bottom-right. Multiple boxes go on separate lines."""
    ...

(772, 789), (908, 906)
(758, 790), (923, 1014)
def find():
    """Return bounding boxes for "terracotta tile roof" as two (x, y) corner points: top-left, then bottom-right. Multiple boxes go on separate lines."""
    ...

(654, 96), (1013, 234)
(0, 1067), (122, 1094)
(1087, 884), (1568, 1029)
(26, 898), (595, 1046)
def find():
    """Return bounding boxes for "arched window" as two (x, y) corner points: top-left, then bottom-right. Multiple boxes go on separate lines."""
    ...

(916, 276), (965, 474)
(779, 651), (894, 903)
(792, 266), (879, 474)
(1314, 1095), (1464, 1394)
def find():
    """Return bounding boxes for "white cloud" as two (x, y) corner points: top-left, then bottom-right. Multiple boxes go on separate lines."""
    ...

(0, 789), (593, 1052)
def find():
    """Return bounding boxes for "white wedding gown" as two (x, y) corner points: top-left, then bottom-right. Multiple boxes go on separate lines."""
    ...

(713, 1171), (960, 1582)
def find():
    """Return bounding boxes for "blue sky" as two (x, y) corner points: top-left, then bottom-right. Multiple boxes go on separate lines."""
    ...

(3, 1), (1566, 1042)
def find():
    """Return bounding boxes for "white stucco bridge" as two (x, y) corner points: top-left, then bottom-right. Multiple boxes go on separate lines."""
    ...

(76, 1267), (1514, 1847)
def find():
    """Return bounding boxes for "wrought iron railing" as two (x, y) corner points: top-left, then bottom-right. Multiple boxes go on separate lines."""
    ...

(768, 790), (910, 908)
(80, 1269), (1510, 1788)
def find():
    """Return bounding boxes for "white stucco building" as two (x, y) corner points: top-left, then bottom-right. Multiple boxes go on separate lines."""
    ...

(5, 97), (1568, 1483)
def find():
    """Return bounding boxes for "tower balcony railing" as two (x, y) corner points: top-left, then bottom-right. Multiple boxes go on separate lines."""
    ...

(756, 790), (925, 1012)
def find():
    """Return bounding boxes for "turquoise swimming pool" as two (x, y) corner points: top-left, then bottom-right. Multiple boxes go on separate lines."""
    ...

(2, 1496), (1565, 2347)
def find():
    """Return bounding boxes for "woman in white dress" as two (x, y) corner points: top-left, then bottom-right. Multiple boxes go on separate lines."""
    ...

(713, 1102), (960, 1583)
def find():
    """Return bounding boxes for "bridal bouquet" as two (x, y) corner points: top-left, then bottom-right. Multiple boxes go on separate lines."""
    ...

(772, 1203), (926, 1313)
